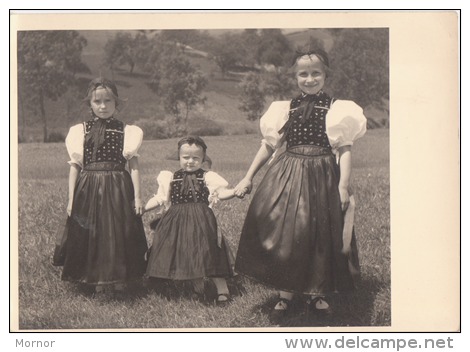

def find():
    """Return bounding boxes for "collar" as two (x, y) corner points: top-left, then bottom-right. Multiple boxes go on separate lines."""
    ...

(93, 116), (114, 123)
(299, 89), (325, 100)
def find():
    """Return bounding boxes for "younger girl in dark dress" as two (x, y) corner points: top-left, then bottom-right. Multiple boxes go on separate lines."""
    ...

(144, 136), (237, 305)
(53, 78), (148, 296)
(234, 49), (367, 314)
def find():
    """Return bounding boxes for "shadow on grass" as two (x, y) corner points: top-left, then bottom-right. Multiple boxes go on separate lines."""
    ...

(72, 281), (150, 304)
(251, 274), (387, 328)
(143, 275), (247, 307)
(214, 75), (242, 83)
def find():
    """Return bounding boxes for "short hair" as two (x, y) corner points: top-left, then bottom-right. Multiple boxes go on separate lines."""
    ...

(177, 135), (208, 155)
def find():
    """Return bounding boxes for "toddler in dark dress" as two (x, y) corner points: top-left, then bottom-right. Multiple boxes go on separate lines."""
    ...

(144, 136), (236, 305)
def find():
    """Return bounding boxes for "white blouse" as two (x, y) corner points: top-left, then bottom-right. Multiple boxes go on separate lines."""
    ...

(260, 99), (367, 152)
(147, 170), (230, 214)
(65, 124), (143, 167)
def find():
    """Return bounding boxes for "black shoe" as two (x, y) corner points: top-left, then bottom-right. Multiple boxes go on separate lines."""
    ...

(306, 296), (330, 311)
(271, 297), (291, 319)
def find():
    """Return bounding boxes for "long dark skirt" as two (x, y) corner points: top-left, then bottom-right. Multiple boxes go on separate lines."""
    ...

(54, 165), (148, 286)
(146, 203), (234, 280)
(235, 145), (359, 295)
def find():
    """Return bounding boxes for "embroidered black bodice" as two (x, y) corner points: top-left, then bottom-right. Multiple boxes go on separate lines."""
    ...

(83, 117), (127, 166)
(284, 91), (333, 149)
(170, 169), (210, 205)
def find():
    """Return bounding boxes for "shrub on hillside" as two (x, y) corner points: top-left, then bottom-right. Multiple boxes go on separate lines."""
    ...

(136, 118), (193, 140)
(46, 132), (66, 143)
(188, 117), (224, 136)
(189, 125), (224, 136)
(364, 98), (389, 129)
(135, 119), (172, 140)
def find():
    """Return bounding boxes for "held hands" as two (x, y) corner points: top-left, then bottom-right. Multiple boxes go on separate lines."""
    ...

(234, 178), (253, 199)
(208, 191), (219, 206)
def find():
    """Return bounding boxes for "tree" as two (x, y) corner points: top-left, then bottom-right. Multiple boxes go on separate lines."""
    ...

(17, 30), (89, 142)
(239, 29), (261, 67)
(103, 32), (137, 75)
(210, 33), (245, 77)
(132, 32), (152, 72)
(146, 39), (207, 136)
(238, 72), (266, 121)
(295, 36), (327, 56)
(160, 29), (216, 55)
(327, 28), (389, 109)
(257, 29), (292, 68)
(263, 69), (296, 100)
(160, 30), (202, 47)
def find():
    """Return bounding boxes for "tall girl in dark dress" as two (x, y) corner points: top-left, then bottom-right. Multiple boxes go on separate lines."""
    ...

(234, 49), (367, 313)
(53, 78), (148, 296)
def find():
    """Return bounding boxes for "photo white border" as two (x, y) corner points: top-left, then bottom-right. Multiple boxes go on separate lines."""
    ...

(7, 7), (463, 347)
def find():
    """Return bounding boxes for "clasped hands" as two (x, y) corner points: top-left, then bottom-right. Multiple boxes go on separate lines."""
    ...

(234, 178), (252, 199)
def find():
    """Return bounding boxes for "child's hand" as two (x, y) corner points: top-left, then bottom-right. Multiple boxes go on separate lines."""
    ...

(134, 198), (144, 216)
(209, 191), (219, 203)
(338, 185), (350, 212)
(66, 199), (73, 217)
(234, 178), (252, 198)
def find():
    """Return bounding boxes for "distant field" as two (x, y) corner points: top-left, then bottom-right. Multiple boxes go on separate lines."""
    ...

(16, 130), (390, 329)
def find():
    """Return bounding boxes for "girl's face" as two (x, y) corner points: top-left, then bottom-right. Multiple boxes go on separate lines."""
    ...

(90, 87), (116, 119)
(295, 55), (326, 95)
(179, 143), (205, 172)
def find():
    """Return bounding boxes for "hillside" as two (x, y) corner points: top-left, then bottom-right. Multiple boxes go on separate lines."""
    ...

(17, 28), (388, 142)
(19, 29), (264, 142)
(285, 28), (334, 51)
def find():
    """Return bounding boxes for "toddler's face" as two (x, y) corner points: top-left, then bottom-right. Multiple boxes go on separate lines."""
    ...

(179, 143), (205, 172)
(90, 87), (116, 119)
(295, 55), (326, 95)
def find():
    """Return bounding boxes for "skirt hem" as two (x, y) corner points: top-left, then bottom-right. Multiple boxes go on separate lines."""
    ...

(61, 277), (144, 286)
(235, 269), (356, 296)
(146, 270), (234, 281)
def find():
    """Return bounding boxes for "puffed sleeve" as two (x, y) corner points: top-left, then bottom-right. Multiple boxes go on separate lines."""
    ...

(147, 170), (173, 214)
(260, 101), (291, 150)
(123, 125), (143, 159)
(65, 123), (84, 168)
(326, 100), (367, 149)
(204, 171), (229, 195)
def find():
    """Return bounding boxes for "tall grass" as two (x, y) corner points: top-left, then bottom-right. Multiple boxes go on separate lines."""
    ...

(16, 130), (390, 330)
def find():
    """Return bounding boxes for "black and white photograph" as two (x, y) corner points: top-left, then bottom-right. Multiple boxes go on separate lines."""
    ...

(10, 10), (459, 336)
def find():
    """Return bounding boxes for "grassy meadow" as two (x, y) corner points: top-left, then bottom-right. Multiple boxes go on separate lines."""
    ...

(16, 129), (390, 330)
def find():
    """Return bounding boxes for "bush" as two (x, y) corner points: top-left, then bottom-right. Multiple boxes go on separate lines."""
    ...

(135, 118), (177, 140)
(188, 116), (224, 136)
(46, 131), (66, 143)
(364, 98), (389, 129)
(189, 124), (224, 136)
(136, 116), (225, 140)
